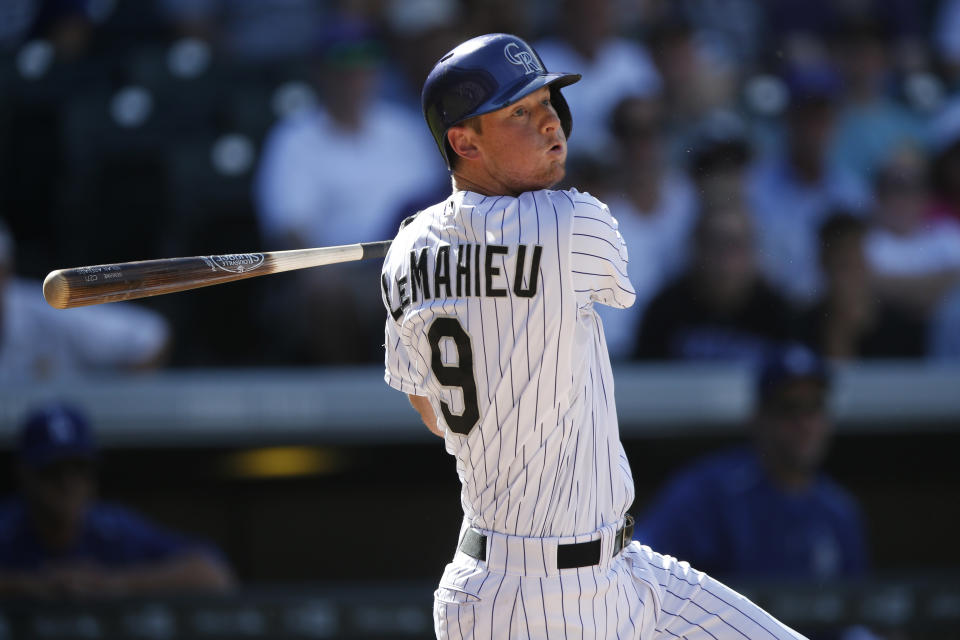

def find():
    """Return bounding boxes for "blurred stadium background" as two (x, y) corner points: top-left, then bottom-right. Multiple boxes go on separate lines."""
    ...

(1, 0), (960, 638)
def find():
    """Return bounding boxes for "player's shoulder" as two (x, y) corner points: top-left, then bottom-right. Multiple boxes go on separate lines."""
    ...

(404, 197), (447, 230)
(524, 188), (612, 222)
(548, 187), (608, 211)
(385, 199), (449, 261)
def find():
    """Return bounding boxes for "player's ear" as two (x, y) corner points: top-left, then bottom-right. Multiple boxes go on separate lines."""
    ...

(447, 126), (480, 163)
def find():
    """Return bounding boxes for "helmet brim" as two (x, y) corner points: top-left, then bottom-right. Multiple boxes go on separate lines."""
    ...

(450, 72), (581, 128)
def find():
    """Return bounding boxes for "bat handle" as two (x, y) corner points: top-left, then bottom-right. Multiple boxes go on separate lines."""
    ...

(360, 240), (392, 261)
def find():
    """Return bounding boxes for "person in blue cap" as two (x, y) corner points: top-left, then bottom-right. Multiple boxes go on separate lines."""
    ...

(636, 343), (868, 583)
(0, 403), (234, 597)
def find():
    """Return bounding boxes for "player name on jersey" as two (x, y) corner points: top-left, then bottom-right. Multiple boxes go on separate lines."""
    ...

(382, 243), (544, 320)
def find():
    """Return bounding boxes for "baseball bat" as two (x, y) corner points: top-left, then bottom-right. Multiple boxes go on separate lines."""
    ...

(43, 240), (392, 309)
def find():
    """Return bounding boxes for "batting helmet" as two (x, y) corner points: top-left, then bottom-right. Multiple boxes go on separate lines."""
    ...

(422, 33), (581, 168)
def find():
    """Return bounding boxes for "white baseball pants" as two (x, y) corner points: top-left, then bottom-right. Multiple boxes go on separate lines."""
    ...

(434, 522), (808, 639)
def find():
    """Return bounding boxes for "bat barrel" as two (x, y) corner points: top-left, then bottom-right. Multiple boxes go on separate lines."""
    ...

(42, 270), (71, 310)
(43, 255), (263, 309)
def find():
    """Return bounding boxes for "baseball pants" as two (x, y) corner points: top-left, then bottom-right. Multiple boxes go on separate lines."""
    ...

(434, 521), (807, 639)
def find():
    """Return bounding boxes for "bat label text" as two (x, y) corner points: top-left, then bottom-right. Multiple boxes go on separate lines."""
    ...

(210, 253), (265, 274)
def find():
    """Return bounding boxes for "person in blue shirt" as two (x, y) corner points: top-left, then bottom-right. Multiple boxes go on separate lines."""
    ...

(0, 403), (235, 598)
(636, 344), (868, 581)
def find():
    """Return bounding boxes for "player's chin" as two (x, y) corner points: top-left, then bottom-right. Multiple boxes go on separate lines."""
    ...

(531, 160), (566, 190)
(545, 162), (566, 189)
(518, 159), (566, 192)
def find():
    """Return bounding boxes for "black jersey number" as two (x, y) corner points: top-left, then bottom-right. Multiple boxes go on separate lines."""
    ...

(427, 317), (480, 436)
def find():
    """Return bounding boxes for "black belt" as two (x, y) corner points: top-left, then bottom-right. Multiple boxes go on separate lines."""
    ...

(459, 515), (634, 570)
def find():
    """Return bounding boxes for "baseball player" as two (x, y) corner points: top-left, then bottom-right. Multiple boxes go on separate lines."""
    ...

(380, 33), (807, 639)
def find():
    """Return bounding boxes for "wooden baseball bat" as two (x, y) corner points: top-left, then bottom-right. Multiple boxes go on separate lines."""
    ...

(43, 240), (392, 309)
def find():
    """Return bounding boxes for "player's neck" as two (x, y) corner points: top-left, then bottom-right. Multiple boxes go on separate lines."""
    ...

(451, 171), (520, 198)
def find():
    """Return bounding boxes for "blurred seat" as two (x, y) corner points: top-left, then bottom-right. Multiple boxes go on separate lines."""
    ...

(58, 83), (176, 267)
(162, 135), (267, 366)
(0, 51), (112, 276)
(124, 42), (228, 135)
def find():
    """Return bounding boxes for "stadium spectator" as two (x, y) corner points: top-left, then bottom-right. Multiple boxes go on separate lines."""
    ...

(929, 98), (960, 225)
(646, 17), (739, 166)
(866, 148), (960, 315)
(687, 109), (753, 211)
(634, 206), (796, 364)
(828, 18), (925, 184)
(0, 220), (170, 382)
(533, 0), (661, 159)
(799, 212), (926, 359)
(594, 95), (697, 358)
(254, 20), (441, 251)
(460, 0), (532, 40)
(0, 404), (234, 598)
(0, 0), (94, 56)
(380, 0), (463, 109)
(747, 63), (870, 304)
(636, 344), (869, 583)
(930, 284), (960, 360)
(640, 0), (764, 68)
(253, 19), (443, 363)
(935, 0), (960, 86)
(766, 0), (926, 65)
(156, 0), (330, 62)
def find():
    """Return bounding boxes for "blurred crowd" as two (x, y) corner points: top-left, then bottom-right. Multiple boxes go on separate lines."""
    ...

(2, 0), (960, 375)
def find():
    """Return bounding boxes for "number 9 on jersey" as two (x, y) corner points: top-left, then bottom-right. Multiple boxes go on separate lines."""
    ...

(427, 317), (480, 436)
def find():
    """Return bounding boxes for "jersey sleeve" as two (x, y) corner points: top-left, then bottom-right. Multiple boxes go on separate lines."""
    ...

(569, 196), (636, 310)
(381, 239), (429, 396)
(383, 316), (429, 396)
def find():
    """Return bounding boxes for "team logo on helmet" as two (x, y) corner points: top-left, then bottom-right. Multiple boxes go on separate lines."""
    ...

(504, 42), (542, 74)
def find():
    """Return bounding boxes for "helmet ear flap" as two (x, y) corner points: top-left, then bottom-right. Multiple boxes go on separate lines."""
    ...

(550, 85), (573, 140)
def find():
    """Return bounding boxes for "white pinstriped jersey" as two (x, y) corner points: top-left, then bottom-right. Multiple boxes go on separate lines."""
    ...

(381, 188), (636, 538)
(382, 188), (808, 640)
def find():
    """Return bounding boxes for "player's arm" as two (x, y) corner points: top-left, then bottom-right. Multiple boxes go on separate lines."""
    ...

(408, 394), (443, 438)
(569, 196), (636, 310)
(382, 233), (439, 437)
